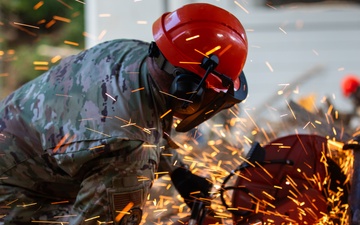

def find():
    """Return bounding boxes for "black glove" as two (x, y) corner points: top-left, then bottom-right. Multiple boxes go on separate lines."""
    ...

(170, 167), (213, 209)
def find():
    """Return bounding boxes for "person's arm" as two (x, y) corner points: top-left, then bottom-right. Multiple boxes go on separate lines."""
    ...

(158, 147), (213, 209)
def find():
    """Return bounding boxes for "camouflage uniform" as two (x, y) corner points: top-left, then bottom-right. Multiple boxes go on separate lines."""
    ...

(0, 39), (179, 224)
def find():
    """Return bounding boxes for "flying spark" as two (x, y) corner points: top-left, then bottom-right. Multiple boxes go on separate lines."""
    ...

(33, 1), (44, 10)
(105, 93), (117, 101)
(53, 15), (71, 23)
(186, 35), (200, 41)
(64, 40), (79, 46)
(13, 22), (39, 29)
(234, 1), (249, 14)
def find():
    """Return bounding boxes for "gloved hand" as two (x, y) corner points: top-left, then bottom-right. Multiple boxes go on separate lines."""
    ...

(170, 167), (213, 209)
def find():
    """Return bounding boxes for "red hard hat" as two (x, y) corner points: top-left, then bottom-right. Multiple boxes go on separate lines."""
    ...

(152, 3), (248, 91)
(341, 75), (360, 97)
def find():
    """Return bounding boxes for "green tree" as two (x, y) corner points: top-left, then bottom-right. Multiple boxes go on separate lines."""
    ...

(0, 0), (85, 99)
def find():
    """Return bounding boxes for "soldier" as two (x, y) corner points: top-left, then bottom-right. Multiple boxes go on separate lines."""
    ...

(0, 3), (248, 225)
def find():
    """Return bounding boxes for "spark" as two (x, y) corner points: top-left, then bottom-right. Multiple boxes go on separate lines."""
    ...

(115, 202), (134, 222)
(244, 109), (259, 130)
(45, 20), (56, 29)
(37, 19), (46, 25)
(84, 216), (100, 222)
(234, 1), (249, 14)
(33, 1), (44, 10)
(153, 209), (167, 213)
(5, 199), (18, 206)
(53, 16), (71, 23)
(155, 172), (169, 176)
(286, 100), (297, 120)
(266, 4), (277, 9)
(31, 221), (69, 224)
(279, 145), (291, 149)
(205, 45), (221, 56)
(327, 104), (334, 115)
(160, 109), (172, 119)
(279, 27), (287, 34)
(57, 0), (73, 10)
(99, 14), (111, 17)
(303, 121), (310, 129)
(255, 161), (273, 179)
(137, 21), (148, 24)
(105, 93), (116, 101)
(194, 49), (208, 58)
(186, 35), (199, 41)
(315, 120), (322, 125)
(51, 200), (69, 205)
(120, 118), (136, 127)
(64, 40), (79, 46)
(114, 116), (152, 134)
(138, 176), (150, 181)
(51, 55), (62, 63)
(178, 61), (201, 65)
(219, 44), (232, 56)
(131, 87), (144, 92)
(143, 144), (157, 148)
(205, 109), (214, 115)
(13, 22), (39, 29)
(89, 145), (105, 151)
(52, 133), (70, 153)
(159, 91), (192, 103)
(332, 127), (337, 136)
(55, 94), (72, 97)
(85, 127), (111, 137)
(11, 23), (36, 36)
(312, 49), (319, 56)
(53, 215), (77, 218)
(34, 66), (49, 71)
(265, 61), (274, 72)
(17, 202), (37, 207)
(33, 61), (49, 65)
(98, 30), (107, 41)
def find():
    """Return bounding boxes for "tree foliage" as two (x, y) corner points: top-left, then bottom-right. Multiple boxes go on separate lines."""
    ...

(0, 0), (85, 98)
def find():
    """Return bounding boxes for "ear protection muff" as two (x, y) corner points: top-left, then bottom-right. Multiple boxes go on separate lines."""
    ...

(149, 42), (206, 115)
(169, 72), (205, 115)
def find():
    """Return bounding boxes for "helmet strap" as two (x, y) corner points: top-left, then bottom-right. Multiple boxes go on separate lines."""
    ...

(148, 42), (176, 75)
(181, 55), (219, 109)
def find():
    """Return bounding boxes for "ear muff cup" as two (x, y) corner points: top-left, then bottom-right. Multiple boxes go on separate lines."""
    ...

(169, 73), (205, 115)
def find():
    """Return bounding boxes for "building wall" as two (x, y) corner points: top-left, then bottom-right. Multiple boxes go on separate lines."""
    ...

(85, 0), (360, 113)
